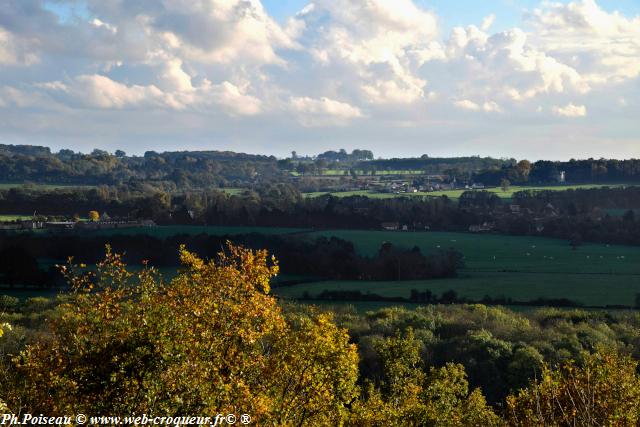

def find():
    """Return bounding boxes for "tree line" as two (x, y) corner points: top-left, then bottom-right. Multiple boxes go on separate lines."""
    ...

(0, 233), (464, 288)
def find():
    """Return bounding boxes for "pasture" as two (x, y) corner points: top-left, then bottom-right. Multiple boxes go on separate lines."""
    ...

(83, 225), (308, 238)
(0, 214), (32, 221)
(304, 184), (626, 200)
(0, 182), (96, 190)
(5, 223), (640, 307)
(274, 230), (640, 307)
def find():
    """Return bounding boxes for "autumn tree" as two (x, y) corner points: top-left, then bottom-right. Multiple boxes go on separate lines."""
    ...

(348, 329), (501, 426)
(2, 244), (358, 425)
(506, 350), (640, 426)
(88, 210), (100, 221)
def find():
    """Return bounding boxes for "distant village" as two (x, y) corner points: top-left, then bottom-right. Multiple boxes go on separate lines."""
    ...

(380, 201), (561, 234)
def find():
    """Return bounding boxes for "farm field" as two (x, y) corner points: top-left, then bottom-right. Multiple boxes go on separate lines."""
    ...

(304, 183), (628, 200)
(218, 187), (247, 195)
(82, 225), (308, 238)
(0, 214), (32, 221)
(274, 272), (640, 307)
(0, 182), (96, 190)
(272, 229), (640, 307)
(6, 224), (640, 307)
(306, 230), (640, 275)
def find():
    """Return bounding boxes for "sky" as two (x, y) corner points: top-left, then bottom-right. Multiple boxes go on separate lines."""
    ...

(0, 0), (639, 160)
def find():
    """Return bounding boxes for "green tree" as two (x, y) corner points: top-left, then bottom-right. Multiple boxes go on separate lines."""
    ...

(500, 179), (511, 192)
(349, 329), (500, 426)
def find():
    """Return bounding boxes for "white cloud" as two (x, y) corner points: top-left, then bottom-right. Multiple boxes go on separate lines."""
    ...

(291, 0), (440, 105)
(91, 19), (117, 34)
(290, 96), (363, 126)
(481, 14), (496, 31)
(454, 99), (502, 113)
(0, 0), (638, 158)
(552, 103), (587, 117)
(205, 81), (263, 116)
(528, 0), (640, 83)
(454, 99), (481, 111)
(0, 27), (39, 66)
(43, 75), (166, 109)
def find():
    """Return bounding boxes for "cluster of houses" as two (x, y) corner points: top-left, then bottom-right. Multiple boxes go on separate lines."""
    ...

(467, 203), (560, 233)
(0, 213), (155, 231)
(373, 178), (488, 195)
(378, 202), (561, 234)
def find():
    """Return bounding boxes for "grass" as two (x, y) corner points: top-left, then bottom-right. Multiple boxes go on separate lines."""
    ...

(7, 222), (640, 308)
(0, 214), (32, 221)
(306, 230), (640, 275)
(304, 184), (627, 200)
(81, 225), (308, 238)
(273, 230), (640, 307)
(219, 188), (248, 195)
(0, 183), (96, 190)
(274, 272), (640, 307)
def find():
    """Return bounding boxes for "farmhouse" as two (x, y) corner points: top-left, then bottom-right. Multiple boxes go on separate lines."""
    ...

(0, 223), (21, 230)
(381, 222), (400, 231)
(469, 222), (495, 233)
(45, 221), (75, 230)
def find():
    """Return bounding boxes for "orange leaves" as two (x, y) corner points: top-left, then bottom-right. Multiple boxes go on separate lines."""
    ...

(506, 350), (640, 426)
(7, 242), (358, 425)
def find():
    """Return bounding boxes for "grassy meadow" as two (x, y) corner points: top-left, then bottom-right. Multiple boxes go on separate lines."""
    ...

(274, 230), (640, 307)
(0, 182), (96, 190)
(0, 214), (32, 221)
(4, 223), (640, 308)
(82, 225), (308, 238)
(304, 184), (626, 200)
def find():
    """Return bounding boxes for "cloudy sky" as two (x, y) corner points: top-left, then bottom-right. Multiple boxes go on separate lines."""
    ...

(0, 0), (639, 159)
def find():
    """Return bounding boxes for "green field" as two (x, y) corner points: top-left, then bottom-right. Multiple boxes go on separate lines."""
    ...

(274, 230), (640, 307)
(304, 184), (626, 200)
(82, 225), (308, 238)
(0, 214), (32, 221)
(5, 223), (640, 307)
(219, 187), (247, 195)
(0, 182), (96, 190)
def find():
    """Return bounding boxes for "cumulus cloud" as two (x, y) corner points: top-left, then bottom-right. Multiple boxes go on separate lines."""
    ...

(454, 99), (502, 113)
(552, 103), (587, 117)
(527, 0), (640, 83)
(290, 0), (439, 105)
(0, 0), (638, 157)
(42, 75), (166, 109)
(290, 96), (363, 126)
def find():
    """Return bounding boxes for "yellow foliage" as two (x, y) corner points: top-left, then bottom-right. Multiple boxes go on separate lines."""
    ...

(6, 243), (359, 425)
(506, 350), (640, 426)
(346, 330), (502, 427)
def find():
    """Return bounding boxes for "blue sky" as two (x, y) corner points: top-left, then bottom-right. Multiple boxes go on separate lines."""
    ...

(262, 0), (640, 31)
(2, 0), (639, 159)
